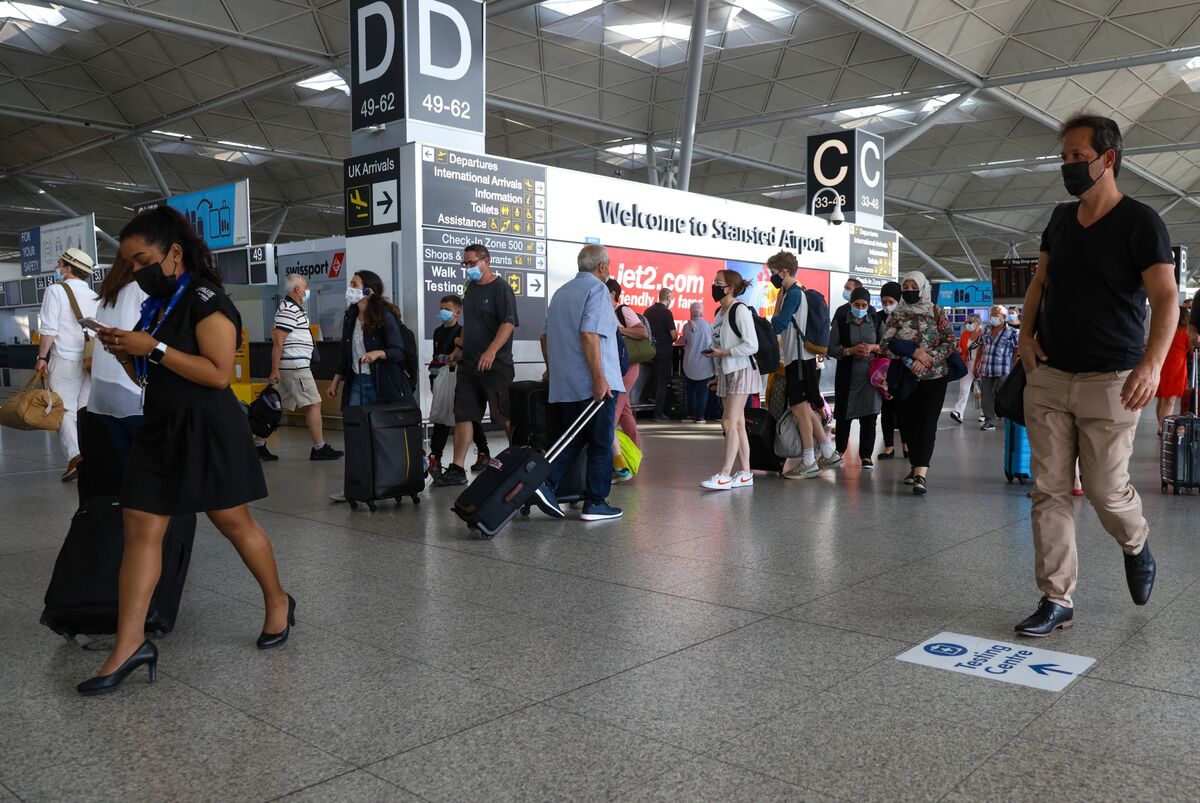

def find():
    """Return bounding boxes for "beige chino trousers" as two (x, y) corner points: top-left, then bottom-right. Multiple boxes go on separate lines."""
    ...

(1025, 365), (1149, 607)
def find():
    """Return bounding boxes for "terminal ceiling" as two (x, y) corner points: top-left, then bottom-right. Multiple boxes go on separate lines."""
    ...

(2, 0), (1200, 282)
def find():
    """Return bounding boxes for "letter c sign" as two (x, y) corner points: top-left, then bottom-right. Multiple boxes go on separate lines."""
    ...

(860, 139), (882, 189)
(813, 139), (850, 187)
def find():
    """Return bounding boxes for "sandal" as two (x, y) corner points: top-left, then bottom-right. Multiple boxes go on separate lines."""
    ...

(904, 469), (915, 485)
(912, 475), (927, 495)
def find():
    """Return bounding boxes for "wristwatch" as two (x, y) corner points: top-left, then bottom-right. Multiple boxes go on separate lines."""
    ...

(147, 341), (168, 365)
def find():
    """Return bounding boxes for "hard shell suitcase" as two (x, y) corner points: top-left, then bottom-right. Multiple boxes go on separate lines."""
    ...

(40, 497), (196, 638)
(343, 403), (424, 511)
(1004, 418), (1032, 484)
(508, 381), (586, 505)
(453, 400), (603, 539)
(1161, 352), (1200, 495)
(745, 407), (785, 473)
(665, 376), (687, 419)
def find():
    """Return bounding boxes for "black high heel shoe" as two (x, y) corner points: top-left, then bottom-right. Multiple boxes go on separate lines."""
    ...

(77, 641), (158, 696)
(257, 594), (296, 649)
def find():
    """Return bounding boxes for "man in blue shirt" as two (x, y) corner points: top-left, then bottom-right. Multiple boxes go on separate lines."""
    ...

(975, 303), (1020, 431)
(533, 245), (626, 521)
(767, 251), (840, 478)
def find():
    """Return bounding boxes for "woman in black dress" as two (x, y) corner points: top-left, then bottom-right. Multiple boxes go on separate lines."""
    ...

(80, 207), (292, 695)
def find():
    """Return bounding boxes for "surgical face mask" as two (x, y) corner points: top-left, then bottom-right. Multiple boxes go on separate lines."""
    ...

(465, 266), (483, 282)
(134, 262), (179, 299)
(302, 289), (311, 303)
(770, 273), (783, 289)
(1061, 155), (1104, 197)
(883, 303), (896, 314)
(345, 287), (364, 306)
(989, 315), (1002, 327)
(437, 308), (455, 323)
(964, 323), (976, 332)
(901, 290), (921, 305)
(1007, 313), (1018, 322)
(843, 288), (853, 301)
(850, 307), (868, 320)
(711, 284), (728, 303)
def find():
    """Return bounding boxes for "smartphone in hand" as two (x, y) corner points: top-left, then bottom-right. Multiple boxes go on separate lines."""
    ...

(701, 349), (714, 356)
(79, 317), (104, 332)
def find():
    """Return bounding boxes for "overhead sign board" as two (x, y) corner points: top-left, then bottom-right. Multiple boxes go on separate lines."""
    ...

(350, 0), (485, 135)
(345, 148), (401, 235)
(848, 225), (897, 281)
(134, 180), (251, 250)
(420, 144), (547, 338)
(806, 130), (885, 225)
(935, 281), (993, 307)
(898, 631), (1095, 692)
(20, 214), (99, 277)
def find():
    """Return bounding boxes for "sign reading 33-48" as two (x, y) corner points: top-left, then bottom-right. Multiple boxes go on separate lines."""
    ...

(350, 0), (485, 134)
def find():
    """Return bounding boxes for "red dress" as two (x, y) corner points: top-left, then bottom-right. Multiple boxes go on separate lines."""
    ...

(1156, 329), (1189, 399)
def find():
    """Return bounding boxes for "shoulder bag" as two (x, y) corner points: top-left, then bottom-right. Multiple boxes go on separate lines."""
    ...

(0, 375), (64, 432)
(59, 282), (95, 372)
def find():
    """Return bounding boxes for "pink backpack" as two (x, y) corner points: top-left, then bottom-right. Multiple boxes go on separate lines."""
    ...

(869, 357), (892, 400)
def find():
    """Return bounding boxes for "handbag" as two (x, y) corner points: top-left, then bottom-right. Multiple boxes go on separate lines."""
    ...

(615, 430), (642, 476)
(994, 361), (1027, 426)
(947, 350), (968, 382)
(429, 367), (457, 426)
(623, 334), (655, 365)
(0, 375), (64, 432)
(774, 411), (806, 458)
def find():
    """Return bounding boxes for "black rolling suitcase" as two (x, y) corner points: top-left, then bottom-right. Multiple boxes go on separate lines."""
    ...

(1161, 352), (1200, 495)
(41, 497), (196, 638)
(343, 403), (425, 511)
(745, 407), (785, 474)
(509, 381), (587, 505)
(77, 408), (124, 502)
(453, 399), (603, 539)
(665, 376), (687, 419)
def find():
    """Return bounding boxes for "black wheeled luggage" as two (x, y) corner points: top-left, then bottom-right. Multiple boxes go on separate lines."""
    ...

(40, 497), (196, 638)
(453, 399), (603, 539)
(343, 403), (424, 511)
(745, 408), (784, 474)
(1161, 352), (1200, 495)
(508, 381), (587, 505)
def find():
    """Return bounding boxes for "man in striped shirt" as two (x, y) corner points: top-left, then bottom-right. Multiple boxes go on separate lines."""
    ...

(262, 273), (343, 461)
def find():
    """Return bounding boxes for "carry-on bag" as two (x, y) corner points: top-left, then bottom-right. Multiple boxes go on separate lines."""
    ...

(1161, 351), (1200, 495)
(1004, 418), (1032, 484)
(453, 399), (603, 539)
(508, 381), (587, 504)
(0, 375), (63, 432)
(343, 402), (424, 510)
(41, 497), (196, 638)
(745, 407), (785, 473)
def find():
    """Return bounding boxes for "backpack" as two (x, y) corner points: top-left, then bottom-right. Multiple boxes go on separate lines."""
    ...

(615, 327), (630, 375)
(793, 287), (830, 356)
(396, 318), (420, 389)
(247, 385), (283, 438)
(729, 302), (781, 375)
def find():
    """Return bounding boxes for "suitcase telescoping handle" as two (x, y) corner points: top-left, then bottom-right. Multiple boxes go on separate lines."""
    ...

(1193, 348), (1199, 415)
(545, 398), (605, 464)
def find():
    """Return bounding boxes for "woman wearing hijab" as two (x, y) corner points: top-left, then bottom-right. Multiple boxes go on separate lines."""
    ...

(880, 271), (955, 495)
(876, 280), (907, 460)
(828, 286), (883, 468)
(678, 301), (715, 423)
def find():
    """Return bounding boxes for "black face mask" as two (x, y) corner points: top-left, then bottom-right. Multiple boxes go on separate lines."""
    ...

(711, 285), (728, 303)
(770, 273), (783, 289)
(134, 262), (178, 299)
(1061, 156), (1103, 197)
(901, 290), (921, 305)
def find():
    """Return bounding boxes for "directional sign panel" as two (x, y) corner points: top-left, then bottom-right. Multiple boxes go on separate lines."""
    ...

(897, 631), (1095, 692)
(344, 148), (401, 236)
(420, 144), (547, 340)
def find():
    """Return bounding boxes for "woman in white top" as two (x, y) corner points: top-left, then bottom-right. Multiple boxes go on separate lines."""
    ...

(702, 270), (760, 491)
(89, 257), (149, 467)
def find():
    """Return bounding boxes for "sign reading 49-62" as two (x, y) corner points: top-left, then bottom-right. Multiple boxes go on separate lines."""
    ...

(350, 0), (485, 134)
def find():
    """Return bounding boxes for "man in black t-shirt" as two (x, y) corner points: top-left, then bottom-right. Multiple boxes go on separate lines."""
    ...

(1015, 114), (1178, 637)
(642, 288), (678, 420)
(434, 244), (519, 487)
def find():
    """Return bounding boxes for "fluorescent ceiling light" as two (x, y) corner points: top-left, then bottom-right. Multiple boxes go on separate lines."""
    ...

(152, 129), (192, 139)
(540, 0), (602, 14)
(0, 2), (66, 26)
(216, 139), (266, 150)
(295, 71), (349, 95)
(608, 21), (696, 42)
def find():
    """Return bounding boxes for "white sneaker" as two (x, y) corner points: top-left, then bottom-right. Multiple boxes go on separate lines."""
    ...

(818, 451), (843, 469)
(783, 462), (821, 479)
(329, 492), (346, 503)
(733, 471), (754, 488)
(701, 473), (735, 491)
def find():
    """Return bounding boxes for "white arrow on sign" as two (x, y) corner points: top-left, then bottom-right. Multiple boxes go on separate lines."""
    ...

(528, 274), (545, 298)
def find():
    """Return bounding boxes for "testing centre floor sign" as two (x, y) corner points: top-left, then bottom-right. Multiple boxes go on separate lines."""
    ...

(607, 246), (832, 323)
(897, 632), (1096, 692)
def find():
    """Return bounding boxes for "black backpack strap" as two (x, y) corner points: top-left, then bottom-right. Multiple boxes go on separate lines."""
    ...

(728, 302), (744, 339)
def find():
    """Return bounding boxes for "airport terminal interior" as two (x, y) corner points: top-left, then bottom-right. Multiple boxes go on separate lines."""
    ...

(4, 0), (1200, 800)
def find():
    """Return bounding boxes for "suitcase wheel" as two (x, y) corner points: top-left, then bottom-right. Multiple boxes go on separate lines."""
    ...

(411, 495), (421, 505)
(349, 500), (359, 511)
(367, 501), (377, 512)
(1017, 477), (1025, 486)
(1175, 487), (1181, 496)
(1005, 472), (1013, 483)
(521, 505), (530, 516)
(1163, 483), (1168, 494)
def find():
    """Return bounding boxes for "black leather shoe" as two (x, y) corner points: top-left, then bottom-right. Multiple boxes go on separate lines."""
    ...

(77, 641), (158, 696)
(1125, 542), (1156, 606)
(257, 594), (296, 649)
(1014, 599), (1073, 637)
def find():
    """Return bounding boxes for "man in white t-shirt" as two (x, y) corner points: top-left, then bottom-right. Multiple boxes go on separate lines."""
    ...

(35, 247), (100, 481)
(262, 273), (343, 461)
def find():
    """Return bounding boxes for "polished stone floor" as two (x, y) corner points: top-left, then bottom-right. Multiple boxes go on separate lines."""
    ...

(2, 410), (1199, 801)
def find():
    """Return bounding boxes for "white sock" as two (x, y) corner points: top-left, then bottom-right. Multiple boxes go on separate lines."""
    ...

(802, 448), (815, 465)
(313, 441), (325, 450)
(819, 441), (836, 459)
(254, 440), (266, 448)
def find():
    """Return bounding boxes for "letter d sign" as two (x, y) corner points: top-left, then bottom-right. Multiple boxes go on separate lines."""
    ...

(406, 0), (485, 134)
(350, 0), (404, 130)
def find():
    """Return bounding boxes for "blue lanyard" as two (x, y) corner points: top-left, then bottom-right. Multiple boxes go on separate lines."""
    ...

(135, 272), (193, 381)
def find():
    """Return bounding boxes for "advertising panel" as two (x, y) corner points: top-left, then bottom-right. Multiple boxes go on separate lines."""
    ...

(135, 180), (251, 250)
(19, 214), (98, 276)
